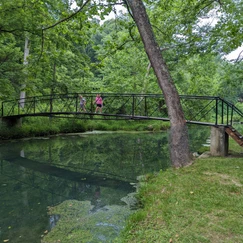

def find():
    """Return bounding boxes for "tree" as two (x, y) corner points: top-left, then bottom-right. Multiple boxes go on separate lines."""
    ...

(0, 36), (24, 100)
(126, 0), (191, 167)
(2, 0), (242, 167)
(0, 0), (96, 97)
(93, 19), (155, 93)
(173, 54), (223, 96)
(0, 0), (191, 167)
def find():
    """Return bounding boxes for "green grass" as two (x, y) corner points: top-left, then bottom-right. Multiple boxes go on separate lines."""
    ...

(229, 137), (243, 155)
(116, 150), (243, 243)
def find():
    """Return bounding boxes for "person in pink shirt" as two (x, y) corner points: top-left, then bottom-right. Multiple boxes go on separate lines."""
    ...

(94, 94), (103, 113)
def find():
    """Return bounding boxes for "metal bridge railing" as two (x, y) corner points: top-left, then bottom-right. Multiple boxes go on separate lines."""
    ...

(1, 93), (168, 119)
(180, 96), (243, 126)
(1, 93), (243, 126)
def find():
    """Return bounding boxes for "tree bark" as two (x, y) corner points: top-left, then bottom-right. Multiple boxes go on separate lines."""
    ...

(126, 0), (191, 167)
(19, 37), (29, 109)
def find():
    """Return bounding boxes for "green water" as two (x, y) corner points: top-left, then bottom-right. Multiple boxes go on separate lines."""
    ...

(0, 127), (209, 243)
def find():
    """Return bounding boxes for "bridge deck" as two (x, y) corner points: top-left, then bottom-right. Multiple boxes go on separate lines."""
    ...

(1, 111), (218, 126)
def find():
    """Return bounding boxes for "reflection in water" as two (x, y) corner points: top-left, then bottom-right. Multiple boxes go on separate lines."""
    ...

(90, 186), (102, 213)
(49, 215), (60, 230)
(0, 127), (209, 243)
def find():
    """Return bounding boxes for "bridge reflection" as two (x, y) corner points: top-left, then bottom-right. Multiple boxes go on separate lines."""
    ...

(2, 155), (135, 188)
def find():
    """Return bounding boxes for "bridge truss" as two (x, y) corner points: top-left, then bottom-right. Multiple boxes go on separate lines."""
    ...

(1, 93), (243, 126)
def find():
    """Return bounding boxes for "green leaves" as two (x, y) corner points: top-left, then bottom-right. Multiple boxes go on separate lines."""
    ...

(1, 0), (243, 102)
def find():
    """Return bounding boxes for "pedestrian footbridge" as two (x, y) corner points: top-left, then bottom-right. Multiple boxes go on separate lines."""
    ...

(1, 93), (243, 152)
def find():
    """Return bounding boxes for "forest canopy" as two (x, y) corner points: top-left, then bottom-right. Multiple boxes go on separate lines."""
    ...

(0, 0), (242, 102)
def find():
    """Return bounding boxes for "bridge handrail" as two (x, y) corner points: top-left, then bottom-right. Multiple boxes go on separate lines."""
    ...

(218, 97), (243, 117)
(1, 93), (243, 126)
(0, 93), (223, 103)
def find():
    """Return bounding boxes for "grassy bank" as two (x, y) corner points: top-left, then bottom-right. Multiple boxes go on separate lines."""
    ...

(0, 117), (170, 140)
(116, 140), (243, 243)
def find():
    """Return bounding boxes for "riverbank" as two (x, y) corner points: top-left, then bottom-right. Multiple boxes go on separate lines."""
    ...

(0, 117), (170, 140)
(116, 140), (243, 243)
(2, 117), (243, 242)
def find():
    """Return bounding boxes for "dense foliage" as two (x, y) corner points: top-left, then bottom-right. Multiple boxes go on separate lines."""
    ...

(0, 0), (243, 102)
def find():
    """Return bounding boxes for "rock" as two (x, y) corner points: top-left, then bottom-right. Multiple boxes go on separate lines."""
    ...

(198, 151), (211, 158)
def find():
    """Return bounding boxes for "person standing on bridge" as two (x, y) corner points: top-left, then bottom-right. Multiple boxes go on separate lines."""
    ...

(79, 95), (86, 112)
(94, 94), (103, 113)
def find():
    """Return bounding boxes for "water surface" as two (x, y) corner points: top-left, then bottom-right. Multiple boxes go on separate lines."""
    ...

(0, 127), (209, 243)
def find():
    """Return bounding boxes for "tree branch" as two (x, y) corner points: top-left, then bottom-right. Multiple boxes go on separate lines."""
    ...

(39, 0), (91, 62)
(42, 0), (91, 31)
(235, 50), (243, 63)
(123, 0), (134, 20)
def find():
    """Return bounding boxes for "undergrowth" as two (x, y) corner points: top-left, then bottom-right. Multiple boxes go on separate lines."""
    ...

(0, 117), (170, 140)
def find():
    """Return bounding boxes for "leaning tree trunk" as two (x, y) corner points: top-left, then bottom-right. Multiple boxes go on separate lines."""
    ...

(126, 0), (191, 167)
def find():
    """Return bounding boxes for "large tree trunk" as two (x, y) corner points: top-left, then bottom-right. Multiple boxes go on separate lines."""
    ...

(126, 0), (191, 167)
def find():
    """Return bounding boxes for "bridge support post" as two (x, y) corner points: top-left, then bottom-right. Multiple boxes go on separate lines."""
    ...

(1, 117), (22, 127)
(210, 126), (229, 156)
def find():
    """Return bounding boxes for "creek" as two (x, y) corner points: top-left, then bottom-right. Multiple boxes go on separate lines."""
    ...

(0, 126), (209, 243)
